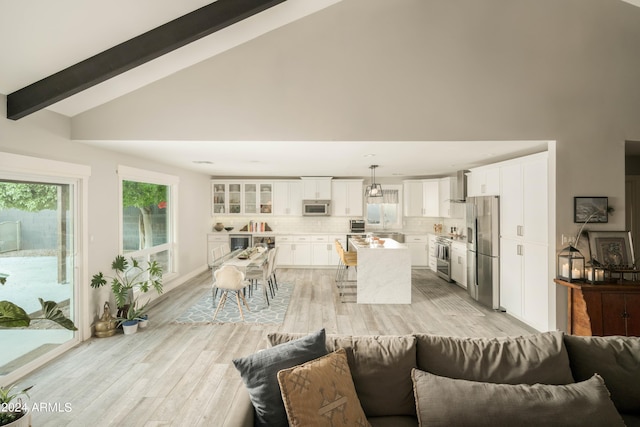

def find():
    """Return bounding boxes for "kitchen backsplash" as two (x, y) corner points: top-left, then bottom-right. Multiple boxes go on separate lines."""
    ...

(211, 215), (465, 235)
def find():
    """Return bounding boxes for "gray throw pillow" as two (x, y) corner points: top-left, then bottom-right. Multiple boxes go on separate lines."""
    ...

(415, 331), (574, 385)
(412, 369), (625, 427)
(564, 334), (640, 414)
(233, 328), (328, 427)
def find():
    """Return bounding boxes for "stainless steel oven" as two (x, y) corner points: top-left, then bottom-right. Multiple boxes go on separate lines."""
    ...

(435, 237), (453, 282)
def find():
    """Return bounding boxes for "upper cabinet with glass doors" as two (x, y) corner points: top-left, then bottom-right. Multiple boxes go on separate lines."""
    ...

(211, 181), (272, 215)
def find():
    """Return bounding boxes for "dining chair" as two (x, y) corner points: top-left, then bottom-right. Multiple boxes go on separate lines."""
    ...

(244, 248), (274, 306)
(212, 265), (251, 320)
(221, 243), (231, 256)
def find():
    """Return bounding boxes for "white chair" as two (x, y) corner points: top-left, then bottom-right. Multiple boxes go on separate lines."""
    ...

(245, 248), (274, 306)
(221, 243), (231, 256)
(212, 265), (251, 320)
(269, 246), (280, 291)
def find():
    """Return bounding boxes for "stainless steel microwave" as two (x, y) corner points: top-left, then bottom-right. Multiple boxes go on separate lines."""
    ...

(302, 200), (331, 216)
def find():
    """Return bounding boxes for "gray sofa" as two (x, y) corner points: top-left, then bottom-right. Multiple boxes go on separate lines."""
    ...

(230, 331), (640, 427)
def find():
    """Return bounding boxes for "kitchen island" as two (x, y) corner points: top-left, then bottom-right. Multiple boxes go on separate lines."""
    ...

(349, 237), (411, 304)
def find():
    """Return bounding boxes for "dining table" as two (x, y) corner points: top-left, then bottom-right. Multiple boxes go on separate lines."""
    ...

(213, 247), (269, 273)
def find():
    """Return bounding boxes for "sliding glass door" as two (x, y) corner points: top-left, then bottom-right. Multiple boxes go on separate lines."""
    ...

(0, 180), (77, 377)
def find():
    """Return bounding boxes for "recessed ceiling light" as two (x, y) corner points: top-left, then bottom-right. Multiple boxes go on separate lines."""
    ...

(193, 160), (214, 164)
(363, 153), (376, 158)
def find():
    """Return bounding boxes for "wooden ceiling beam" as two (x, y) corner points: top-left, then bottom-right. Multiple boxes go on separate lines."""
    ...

(7, 0), (286, 120)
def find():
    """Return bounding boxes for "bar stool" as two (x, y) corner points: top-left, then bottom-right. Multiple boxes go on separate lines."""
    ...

(335, 239), (357, 301)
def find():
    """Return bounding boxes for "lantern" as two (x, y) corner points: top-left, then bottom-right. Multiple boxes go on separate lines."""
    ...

(585, 263), (606, 284)
(557, 245), (585, 282)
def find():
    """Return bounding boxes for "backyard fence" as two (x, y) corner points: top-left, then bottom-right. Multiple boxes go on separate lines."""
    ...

(0, 220), (21, 253)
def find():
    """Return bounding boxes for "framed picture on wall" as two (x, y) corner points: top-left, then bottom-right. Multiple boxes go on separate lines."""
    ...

(574, 197), (608, 223)
(587, 231), (634, 267)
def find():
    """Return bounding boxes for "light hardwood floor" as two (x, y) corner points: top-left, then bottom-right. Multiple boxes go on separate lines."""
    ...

(19, 268), (536, 426)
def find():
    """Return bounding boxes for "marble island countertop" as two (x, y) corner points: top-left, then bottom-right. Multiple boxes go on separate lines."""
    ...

(349, 237), (406, 250)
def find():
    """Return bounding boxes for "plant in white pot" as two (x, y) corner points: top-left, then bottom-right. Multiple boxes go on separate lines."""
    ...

(118, 301), (141, 335)
(0, 384), (32, 427)
(90, 255), (162, 328)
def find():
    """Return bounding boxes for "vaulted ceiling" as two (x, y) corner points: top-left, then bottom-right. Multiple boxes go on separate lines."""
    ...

(2, 1), (638, 178)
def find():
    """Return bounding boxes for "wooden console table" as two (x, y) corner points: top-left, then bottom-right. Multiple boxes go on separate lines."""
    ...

(554, 279), (640, 337)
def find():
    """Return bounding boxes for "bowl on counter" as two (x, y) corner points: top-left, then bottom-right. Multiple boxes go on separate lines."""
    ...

(224, 226), (234, 232)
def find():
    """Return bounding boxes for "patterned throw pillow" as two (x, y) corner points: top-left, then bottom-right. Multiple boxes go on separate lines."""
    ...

(277, 348), (371, 427)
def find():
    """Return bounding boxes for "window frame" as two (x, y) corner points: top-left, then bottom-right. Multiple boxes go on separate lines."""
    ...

(0, 151), (90, 384)
(117, 165), (179, 283)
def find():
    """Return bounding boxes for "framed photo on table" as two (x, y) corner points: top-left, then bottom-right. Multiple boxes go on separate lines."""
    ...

(587, 231), (634, 267)
(574, 197), (608, 223)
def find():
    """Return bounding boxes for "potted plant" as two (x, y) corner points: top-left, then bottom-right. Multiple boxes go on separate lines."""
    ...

(0, 274), (77, 331)
(118, 302), (147, 335)
(90, 255), (162, 322)
(0, 384), (32, 427)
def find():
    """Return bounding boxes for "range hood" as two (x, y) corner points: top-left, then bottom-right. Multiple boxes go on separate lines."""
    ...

(450, 170), (468, 203)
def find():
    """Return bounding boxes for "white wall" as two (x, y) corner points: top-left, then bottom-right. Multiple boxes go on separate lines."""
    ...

(68, 0), (640, 330)
(0, 97), (212, 333)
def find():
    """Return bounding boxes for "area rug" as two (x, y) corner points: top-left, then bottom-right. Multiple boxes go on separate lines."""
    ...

(173, 282), (293, 324)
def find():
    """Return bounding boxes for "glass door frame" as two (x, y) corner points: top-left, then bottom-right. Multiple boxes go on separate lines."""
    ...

(0, 152), (90, 384)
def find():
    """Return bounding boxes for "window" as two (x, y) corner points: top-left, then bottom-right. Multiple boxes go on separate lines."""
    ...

(366, 185), (402, 229)
(118, 166), (178, 284)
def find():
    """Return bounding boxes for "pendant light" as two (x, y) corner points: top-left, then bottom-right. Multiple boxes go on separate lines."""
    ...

(367, 165), (383, 198)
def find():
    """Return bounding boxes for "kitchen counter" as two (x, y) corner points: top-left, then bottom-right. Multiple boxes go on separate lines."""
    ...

(349, 238), (411, 304)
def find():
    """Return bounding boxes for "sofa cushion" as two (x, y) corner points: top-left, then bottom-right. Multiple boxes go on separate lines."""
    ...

(564, 334), (640, 414)
(269, 332), (417, 417)
(415, 331), (574, 385)
(412, 369), (625, 427)
(277, 348), (370, 427)
(233, 328), (328, 427)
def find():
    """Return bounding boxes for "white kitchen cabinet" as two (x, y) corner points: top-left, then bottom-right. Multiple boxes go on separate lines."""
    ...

(428, 234), (438, 272)
(243, 182), (273, 214)
(331, 179), (363, 217)
(405, 234), (429, 267)
(310, 235), (331, 265)
(207, 234), (229, 266)
(403, 180), (439, 217)
(467, 166), (500, 197)
(211, 180), (272, 215)
(438, 177), (463, 218)
(276, 236), (295, 265)
(500, 154), (547, 244)
(276, 235), (311, 266)
(499, 238), (523, 318)
(451, 241), (467, 287)
(500, 237), (548, 329)
(403, 181), (424, 217)
(498, 152), (549, 330)
(293, 236), (312, 265)
(273, 180), (303, 216)
(301, 177), (332, 200)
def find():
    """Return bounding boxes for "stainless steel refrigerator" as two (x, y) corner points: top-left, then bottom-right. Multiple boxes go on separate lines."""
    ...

(466, 196), (500, 310)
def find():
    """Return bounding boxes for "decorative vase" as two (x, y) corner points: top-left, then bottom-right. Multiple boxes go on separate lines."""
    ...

(122, 319), (139, 335)
(213, 222), (225, 232)
(138, 315), (149, 328)
(94, 301), (117, 338)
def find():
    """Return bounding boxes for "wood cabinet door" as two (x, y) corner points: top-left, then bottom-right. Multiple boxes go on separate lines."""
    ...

(601, 293), (627, 336)
(625, 293), (640, 336)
